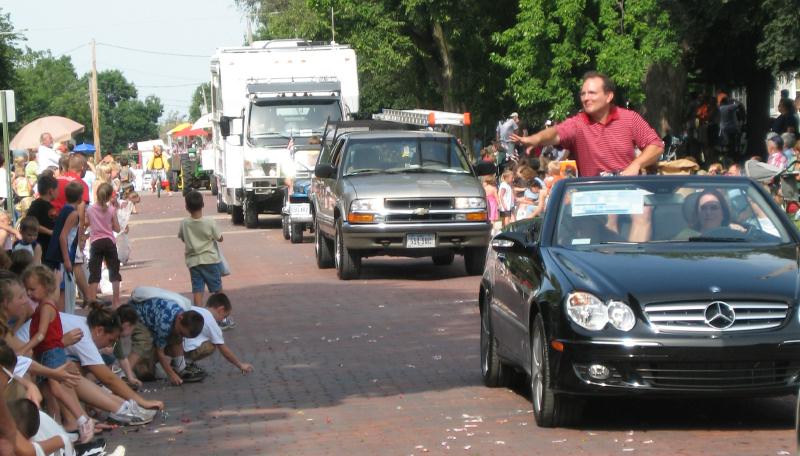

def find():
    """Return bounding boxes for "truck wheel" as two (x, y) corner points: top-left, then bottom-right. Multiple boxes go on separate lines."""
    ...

(244, 198), (259, 229)
(315, 218), (334, 269)
(216, 192), (228, 213)
(290, 223), (303, 244)
(464, 247), (487, 276)
(281, 215), (290, 240)
(432, 252), (455, 266)
(181, 160), (195, 195)
(210, 177), (218, 196)
(231, 205), (244, 225)
(335, 220), (360, 280)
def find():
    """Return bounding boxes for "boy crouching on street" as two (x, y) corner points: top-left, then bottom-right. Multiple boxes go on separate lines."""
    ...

(177, 293), (253, 379)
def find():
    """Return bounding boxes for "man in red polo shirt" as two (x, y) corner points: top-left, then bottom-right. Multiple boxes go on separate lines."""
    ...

(511, 71), (664, 177)
(53, 154), (91, 212)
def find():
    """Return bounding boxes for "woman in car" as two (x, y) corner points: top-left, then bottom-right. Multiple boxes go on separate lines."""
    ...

(677, 189), (745, 239)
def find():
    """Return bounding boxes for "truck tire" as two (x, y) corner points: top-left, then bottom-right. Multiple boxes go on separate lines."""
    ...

(281, 215), (290, 240)
(290, 223), (303, 244)
(464, 247), (487, 276)
(231, 205), (244, 225)
(315, 218), (334, 269)
(210, 177), (218, 196)
(216, 192), (228, 213)
(244, 197), (259, 229)
(335, 220), (360, 280)
(432, 252), (455, 266)
(181, 159), (195, 195)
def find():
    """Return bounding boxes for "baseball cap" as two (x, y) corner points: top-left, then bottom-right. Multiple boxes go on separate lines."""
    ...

(510, 112), (519, 118)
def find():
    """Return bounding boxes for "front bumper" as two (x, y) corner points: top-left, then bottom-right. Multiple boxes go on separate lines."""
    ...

(552, 335), (800, 397)
(341, 221), (491, 254)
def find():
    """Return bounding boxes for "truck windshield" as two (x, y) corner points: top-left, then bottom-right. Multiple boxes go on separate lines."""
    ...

(248, 99), (342, 145)
(342, 137), (472, 176)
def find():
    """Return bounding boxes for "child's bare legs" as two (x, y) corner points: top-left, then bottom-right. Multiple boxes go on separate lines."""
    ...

(86, 282), (98, 304)
(74, 264), (91, 307)
(48, 377), (94, 442)
(192, 291), (203, 307)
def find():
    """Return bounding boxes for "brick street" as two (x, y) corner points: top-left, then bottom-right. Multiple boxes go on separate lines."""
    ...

(105, 192), (797, 456)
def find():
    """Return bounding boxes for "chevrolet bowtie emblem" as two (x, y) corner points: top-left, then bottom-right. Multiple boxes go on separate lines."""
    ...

(413, 208), (429, 215)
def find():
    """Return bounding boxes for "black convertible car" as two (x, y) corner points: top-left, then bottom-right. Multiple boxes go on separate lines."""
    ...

(479, 175), (800, 427)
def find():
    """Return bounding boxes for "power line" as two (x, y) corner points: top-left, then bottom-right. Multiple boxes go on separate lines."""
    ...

(54, 43), (87, 55)
(136, 82), (205, 88)
(96, 42), (209, 58)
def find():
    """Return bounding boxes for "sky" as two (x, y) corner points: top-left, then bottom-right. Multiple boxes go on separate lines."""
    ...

(5, 0), (248, 120)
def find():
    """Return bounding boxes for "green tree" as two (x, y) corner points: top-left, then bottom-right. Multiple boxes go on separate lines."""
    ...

(189, 82), (211, 121)
(493, 0), (678, 122)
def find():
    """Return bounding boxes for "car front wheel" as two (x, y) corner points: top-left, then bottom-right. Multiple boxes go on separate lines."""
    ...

(281, 215), (290, 240)
(481, 299), (506, 387)
(290, 223), (303, 244)
(464, 247), (487, 275)
(531, 314), (583, 428)
(315, 218), (334, 269)
(335, 220), (361, 280)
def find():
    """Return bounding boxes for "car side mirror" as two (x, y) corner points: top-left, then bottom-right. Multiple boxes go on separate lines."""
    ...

(474, 161), (496, 176)
(220, 117), (231, 138)
(491, 231), (531, 253)
(315, 163), (336, 179)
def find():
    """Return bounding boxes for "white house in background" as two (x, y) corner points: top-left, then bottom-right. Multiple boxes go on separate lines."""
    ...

(771, 72), (799, 116)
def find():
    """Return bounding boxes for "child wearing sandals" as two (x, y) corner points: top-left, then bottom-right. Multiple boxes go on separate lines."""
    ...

(18, 265), (95, 444)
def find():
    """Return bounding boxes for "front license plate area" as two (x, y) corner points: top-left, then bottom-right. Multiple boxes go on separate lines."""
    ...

(406, 233), (436, 248)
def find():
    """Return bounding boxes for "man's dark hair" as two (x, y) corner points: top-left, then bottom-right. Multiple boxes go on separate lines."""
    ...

(8, 399), (39, 439)
(116, 304), (139, 325)
(206, 292), (232, 312)
(0, 341), (16, 370)
(65, 181), (83, 204)
(87, 305), (122, 333)
(37, 174), (58, 194)
(120, 157), (129, 167)
(58, 154), (70, 172)
(582, 71), (616, 94)
(185, 190), (204, 212)
(179, 310), (205, 338)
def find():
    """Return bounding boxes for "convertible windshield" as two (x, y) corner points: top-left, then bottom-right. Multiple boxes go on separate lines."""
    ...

(554, 181), (792, 248)
(248, 99), (342, 145)
(342, 137), (472, 176)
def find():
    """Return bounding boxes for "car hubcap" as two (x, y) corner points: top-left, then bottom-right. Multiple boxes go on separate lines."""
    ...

(532, 331), (543, 413)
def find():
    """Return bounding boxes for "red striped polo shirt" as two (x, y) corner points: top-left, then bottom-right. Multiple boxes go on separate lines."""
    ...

(556, 106), (663, 177)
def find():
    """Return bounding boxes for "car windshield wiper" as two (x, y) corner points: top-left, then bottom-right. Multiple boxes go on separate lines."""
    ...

(687, 236), (747, 242)
(345, 169), (385, 176)
(597, 241), (639, 245)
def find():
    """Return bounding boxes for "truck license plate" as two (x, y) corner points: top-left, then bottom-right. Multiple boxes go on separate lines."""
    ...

(290, 204), (310, 216)
(406, 233), (436, 248)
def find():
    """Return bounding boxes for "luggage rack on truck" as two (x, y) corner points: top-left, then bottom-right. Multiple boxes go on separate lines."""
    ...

(372, 108), (471, 128)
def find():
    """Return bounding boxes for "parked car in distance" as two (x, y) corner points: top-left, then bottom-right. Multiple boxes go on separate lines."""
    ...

(479, 175), (800, 427)
(312, 126), (495, 279)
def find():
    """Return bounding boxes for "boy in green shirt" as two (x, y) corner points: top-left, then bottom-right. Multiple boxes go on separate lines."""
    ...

(178, 191), (224, 306)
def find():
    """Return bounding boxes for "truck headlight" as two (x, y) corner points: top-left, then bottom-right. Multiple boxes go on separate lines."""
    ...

(350, 199), (383, 212)
(607, 301), (635, 331)
(454, 197), (486, 209)
(566, 292), (608, 331)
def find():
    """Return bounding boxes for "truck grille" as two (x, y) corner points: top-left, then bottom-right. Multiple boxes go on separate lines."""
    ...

(643, 301), (788, 333)
(633, 361), (800, 389)
(385, 214), (453, 223)
(385, 198), (453, 210)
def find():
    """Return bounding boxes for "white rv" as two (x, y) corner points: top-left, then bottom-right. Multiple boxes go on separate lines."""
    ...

(210, 39), (359, 228)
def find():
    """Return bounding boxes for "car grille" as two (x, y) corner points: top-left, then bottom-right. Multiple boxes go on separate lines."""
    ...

(633, 361), (800, 389)
(384, 198), (453, 210)
(385, 214), (453, 223)
(643, 301), (789, 333)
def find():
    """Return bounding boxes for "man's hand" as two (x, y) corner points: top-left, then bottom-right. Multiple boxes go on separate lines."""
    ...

(509, 133), (530, 146)
(25, 383), (43, 406)
(139, 399), (164, 410)
(62, 328), (83, 347)
(169, 372), (183, 386)
(64, 259), (73, 274)
(127, 376), (143, 389)
(239, 363), (254, 374)
(619, 162), (642, 176)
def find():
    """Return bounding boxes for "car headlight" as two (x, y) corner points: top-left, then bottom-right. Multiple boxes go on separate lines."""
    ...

(350, 198), (383, 212)
(454, 197), (487, 209)
(566, 292), (609, 331)
(607, 301), (635, 331)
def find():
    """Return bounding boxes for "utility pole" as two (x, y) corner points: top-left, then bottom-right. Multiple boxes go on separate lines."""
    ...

(331, 7), (336, 44)
(0, 91), (14, 217)
(90, 39), (101, 162)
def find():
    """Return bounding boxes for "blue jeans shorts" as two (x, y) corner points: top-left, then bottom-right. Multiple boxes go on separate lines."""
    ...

(39, 347), (67, 369)
(189, 263), (222, 294)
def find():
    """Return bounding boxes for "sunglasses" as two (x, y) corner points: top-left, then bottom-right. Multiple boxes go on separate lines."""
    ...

(700, 203), (722, 212)
(1, 366), (13, 384)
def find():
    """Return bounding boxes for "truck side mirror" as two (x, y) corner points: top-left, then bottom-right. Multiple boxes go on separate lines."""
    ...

(227, 135), (242, 147)
(474, 161), (496, 176)
(315, 163), (336, 179)
(220, 117), (231, 137)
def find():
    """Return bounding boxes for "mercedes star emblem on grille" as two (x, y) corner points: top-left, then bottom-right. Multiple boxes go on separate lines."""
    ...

(704, 301), (736, 329)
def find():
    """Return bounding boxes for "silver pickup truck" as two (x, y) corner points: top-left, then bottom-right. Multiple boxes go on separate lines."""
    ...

(311, 127), (495, 280)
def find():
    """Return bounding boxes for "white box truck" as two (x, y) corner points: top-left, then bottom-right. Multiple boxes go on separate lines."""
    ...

(210, 39), (358, 228)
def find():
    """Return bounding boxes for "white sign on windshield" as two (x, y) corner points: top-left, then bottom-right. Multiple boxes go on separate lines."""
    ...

(572, 190), (644, 217)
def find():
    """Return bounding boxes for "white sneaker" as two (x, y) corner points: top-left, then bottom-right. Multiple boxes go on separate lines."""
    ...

(107, 445), (126, 456)
(109, 400), (154, 425)
(130, 401), (158, 422)
(77, 416), (95, 444)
